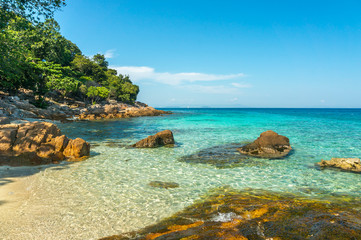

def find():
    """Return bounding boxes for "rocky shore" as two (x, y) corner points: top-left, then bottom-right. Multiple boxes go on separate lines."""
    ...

(0, 90), (171, 122)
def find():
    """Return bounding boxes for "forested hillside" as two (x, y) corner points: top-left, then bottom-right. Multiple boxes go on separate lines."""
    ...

(0, 0), (139, 105)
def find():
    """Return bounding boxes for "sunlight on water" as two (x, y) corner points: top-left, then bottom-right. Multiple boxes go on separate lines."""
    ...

(1, 109), (361, 239)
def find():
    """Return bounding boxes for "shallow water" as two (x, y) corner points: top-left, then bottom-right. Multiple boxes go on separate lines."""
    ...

(1, 108), (361, 239)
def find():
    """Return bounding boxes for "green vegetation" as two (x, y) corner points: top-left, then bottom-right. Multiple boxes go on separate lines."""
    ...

(0, 0), (139, 104)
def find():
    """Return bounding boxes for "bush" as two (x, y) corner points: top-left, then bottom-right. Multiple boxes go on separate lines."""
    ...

(86, 86), (109, 104)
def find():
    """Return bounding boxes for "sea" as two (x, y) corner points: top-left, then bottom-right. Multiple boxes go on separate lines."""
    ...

(1, 108), (361, 239)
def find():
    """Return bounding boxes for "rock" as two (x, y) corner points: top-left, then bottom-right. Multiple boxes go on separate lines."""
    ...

(237, 130), (292, 159)
(0, 121), (90, 165)
(179, 143), (249, 168)
(0, 124), (18, 151)
(12, 122), (61, 152)
(63, 138), (90, 158)
(51, 135), (70, 152)
(100, 187), (361, 240)
(148, 181), (179, 189)
(0, 117), (10, 125)
(317, 158), (361, 173)
(132, 130), (175, 148)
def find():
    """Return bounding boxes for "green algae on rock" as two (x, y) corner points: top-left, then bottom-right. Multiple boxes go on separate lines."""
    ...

(100, 187), (361, 240)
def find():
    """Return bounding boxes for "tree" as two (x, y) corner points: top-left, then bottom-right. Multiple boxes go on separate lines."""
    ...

(0, 0), (65, 28)
(93, 54), (108, 69)
(86, 86), (109, 104)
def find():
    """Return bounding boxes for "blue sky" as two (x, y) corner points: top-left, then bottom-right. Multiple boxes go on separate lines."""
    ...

(55, 0), (361, 107)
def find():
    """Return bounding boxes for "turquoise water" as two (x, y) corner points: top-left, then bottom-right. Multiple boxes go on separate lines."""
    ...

(2, 108), (361, 239)
(59, 108), (361, 198)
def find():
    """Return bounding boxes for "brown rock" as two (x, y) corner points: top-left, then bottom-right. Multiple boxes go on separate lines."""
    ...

(0, 124), (18, 151)
(37, 143), (55, 159)
(237, 130), (292, 158)
(63, 138), (90, 158)
(51, 135), (69, 152)
(132, 130), (175, 148)
(12, 122), (61, 152)
(0, 121), (89, 165)
(317, 158), (361, 173)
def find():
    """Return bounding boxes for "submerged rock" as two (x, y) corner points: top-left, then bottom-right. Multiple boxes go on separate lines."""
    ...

(148, 181), (179, 189)
(237, 130), (292, 159)
(0, 121), (90, 166)
(132, 130), (175, 148)
(179, 143), (249, 168)
(100, 188), (361, 240)
(0, 117), (10, 125)
(317, 158), (361, 173)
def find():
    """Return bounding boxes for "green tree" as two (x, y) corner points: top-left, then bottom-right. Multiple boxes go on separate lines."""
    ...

(86, 86), (109, 104)
(93, 54), (108, 69)
(0, 0), (65, 28)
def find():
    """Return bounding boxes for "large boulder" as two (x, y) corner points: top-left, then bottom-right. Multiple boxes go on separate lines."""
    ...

(317, 158), (361, 173)
(12, 122), (61, 152)
(63, 138), (90, 158)
(0, 121), (90, 165)
(237, 130), (292, 158)
(132, 130), (175, 148)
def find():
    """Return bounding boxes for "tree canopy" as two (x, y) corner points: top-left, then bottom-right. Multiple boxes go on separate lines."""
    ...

(0, 1), (139, 104)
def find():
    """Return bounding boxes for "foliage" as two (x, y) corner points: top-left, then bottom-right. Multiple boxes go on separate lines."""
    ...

(0, 6), (139, 105)
(86, 86), (109, 103)
(0, 0), (65, 27)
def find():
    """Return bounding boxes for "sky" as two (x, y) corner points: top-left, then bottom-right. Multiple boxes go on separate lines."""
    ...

(55, 0), (361, 108)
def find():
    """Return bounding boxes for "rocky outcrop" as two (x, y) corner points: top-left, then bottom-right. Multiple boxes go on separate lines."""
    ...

(101, 187), (361, 240)
(77, 105), (170, 121)
(132, 130), (175, 148)
(0, 122), (90, 166)
(317, 158), (361, 173)
(237, 130), (292, 158)
(0, 91), (171, 122)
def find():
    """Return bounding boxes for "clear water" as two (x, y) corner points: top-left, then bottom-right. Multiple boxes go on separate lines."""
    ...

(1, 108), (361, 239)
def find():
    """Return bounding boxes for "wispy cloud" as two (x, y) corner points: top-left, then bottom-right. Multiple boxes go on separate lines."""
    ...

(231, 82), (252, 88)
(182, 85), (241, 94)
(104, 49), (116, 59)
(110, 66), (245, 85)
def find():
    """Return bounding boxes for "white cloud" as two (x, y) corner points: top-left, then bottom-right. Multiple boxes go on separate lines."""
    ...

(231, 82), (252, 88)
(183, 85), (240, 94)
(104, 49), (116, 59)
(110, 66), (245, 86)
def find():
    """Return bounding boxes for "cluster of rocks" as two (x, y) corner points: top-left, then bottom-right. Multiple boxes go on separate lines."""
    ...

(0, 95), (75, 121)
(132, 129), (361, 174)
(0, 91), (170, 122)
(0, 121), (90, 166)
(76, 105), (170, 121)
